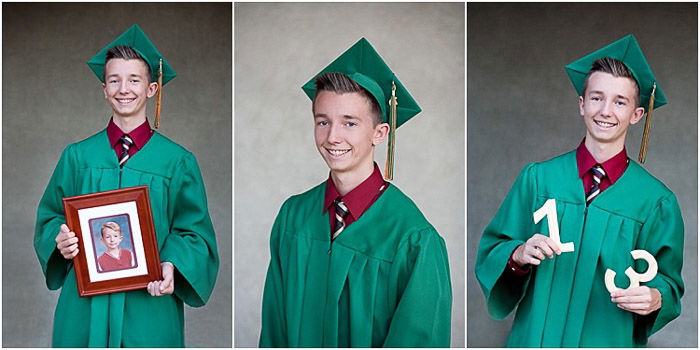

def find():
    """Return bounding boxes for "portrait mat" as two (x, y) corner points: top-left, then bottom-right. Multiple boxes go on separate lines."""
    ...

(79, 201), (148, 282)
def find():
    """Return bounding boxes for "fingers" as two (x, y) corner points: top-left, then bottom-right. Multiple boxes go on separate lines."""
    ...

(615, 302), (655, 315)
(611, 294), (652, 304)
(57, 236), (78, 249)
(147, 281), (159, 296)
(56, 226), (79, 260)
(542, 237), (562, 256)
(147, 280), (174, 296)
(533, 240), (554, 259)
(524, 234), (560, 262)
(611, 286), (659, 315)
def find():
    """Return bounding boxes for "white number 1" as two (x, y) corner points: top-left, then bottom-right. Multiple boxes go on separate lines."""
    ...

(533, 199), (574, 252)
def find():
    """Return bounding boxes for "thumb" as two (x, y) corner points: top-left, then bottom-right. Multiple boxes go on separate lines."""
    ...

(60, 224), (70, 233)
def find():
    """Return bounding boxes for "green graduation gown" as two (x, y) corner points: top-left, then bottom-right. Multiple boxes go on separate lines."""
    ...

(475, 150), (684, 347)
(34, 130), (219, 347)
(260, 183), (452, 347)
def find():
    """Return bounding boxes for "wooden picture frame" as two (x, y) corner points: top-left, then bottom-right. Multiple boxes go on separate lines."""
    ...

(63, 186), (161, 297)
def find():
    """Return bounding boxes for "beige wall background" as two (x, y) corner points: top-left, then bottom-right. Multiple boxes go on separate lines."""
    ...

(234, 2), (465, 347)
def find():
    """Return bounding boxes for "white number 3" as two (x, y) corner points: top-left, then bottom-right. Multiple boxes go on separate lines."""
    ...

(605, 250), (658, 292)
(533, 199), (575, 253)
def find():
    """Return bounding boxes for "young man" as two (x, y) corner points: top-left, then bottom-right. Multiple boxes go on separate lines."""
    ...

(475, 35), (684, 347)
(259, 38), (452, 347)
(34, 24), (219, 347)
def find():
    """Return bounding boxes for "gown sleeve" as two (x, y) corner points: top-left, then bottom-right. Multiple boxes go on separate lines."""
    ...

(259, 201), (289, 347)
(34, 145), (77, 290)
(633, 193), (684, 342)
(475, 163), (537, 319)
(159, 152), (219, 307)
(383, 228), (452, 347)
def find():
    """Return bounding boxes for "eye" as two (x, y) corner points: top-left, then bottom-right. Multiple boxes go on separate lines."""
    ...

(591, 96), (601, 101)
(316, 120), (328, 126)
(615, 101), (626, 106)
(346, 121), (357, 127)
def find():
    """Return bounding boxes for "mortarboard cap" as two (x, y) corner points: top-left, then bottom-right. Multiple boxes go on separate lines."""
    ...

(301, 38), (422, 180)
(564, 35), (665, 163)
(87, 24), (175, 127)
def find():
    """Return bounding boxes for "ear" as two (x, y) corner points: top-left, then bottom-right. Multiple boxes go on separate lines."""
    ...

(102, 83), (108, 100)
(372, 122), (390, 146)
(146, 82), (159, 98)
(578, 96), (585, 117)
(629, 106), (645, 125)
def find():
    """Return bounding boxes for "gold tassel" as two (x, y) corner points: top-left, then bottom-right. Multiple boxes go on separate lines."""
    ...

(154, 59), (163, 128)
(638, 82), (656, 164)
(385, 81), (398, 180)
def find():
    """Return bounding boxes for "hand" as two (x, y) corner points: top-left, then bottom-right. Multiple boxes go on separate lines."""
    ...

(147, 262), (174, 296)
(611, 286), (662, 315)
(512, 233), (561, 267)
(55, 224), (79, 259)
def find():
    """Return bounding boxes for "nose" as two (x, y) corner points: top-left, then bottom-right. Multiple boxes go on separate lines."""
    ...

(327, 123), (342, 144)
(119, 80), (130, 94)
(600, 100), (614, 118)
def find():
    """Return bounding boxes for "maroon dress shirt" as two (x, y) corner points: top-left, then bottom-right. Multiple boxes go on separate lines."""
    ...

(106, 118), (154, 160)
(576, 140), (629, 195)
(323, 163), (389, 233)
(507, 140), (630, 275)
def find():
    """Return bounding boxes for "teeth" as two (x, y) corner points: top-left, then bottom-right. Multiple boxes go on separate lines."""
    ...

(117, 99), (134, 103)
(328, 149), (350, 156)
(595, 120), (616, 127)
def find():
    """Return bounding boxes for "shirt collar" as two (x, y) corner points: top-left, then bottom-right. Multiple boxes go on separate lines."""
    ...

(107, 118), (153, 150)
(576, 139), (629, 183)
(323, 163), (387, 218)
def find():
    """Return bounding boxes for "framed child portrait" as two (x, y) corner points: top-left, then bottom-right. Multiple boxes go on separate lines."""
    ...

(63, 186), (162, 296)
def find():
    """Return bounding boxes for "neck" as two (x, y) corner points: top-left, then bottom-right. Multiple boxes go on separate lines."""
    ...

(584, 135), (624, 163)
(330, 162), (375, 196)
(113, 115), (147, 133)
(107, 247), (120, 257)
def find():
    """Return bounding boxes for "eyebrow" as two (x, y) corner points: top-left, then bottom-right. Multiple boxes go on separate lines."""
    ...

(314, 114), (360, 120)
(105, 73), (145, 79)
(589, 90), (632, 101)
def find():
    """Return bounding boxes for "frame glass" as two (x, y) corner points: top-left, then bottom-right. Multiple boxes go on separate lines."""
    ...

(63, 186), (161, 296)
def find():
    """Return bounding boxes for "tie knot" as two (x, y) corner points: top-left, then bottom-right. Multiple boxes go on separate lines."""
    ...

(592, 164), (606, 179)
(120, 135), (133, 146)
(334, 199), (348, 216)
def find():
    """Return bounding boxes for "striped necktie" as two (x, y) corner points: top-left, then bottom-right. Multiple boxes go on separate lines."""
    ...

(585, 164), (606, 204)
(332, 199), (349, 240)
(119, 135), (133, 167)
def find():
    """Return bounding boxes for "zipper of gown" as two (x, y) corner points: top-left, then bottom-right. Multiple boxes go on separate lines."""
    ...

(581, 205), (588, 238)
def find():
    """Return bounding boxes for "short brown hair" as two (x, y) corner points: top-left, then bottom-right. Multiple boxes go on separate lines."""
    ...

(313, 72), (383, 125)
(101, 222), (122, 237)
(582, 57), (640, 106)
(104, 45), (152, 83)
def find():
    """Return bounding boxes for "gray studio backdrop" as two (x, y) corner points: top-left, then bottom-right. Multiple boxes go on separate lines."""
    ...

(2, 3), (231, 347)
(235, 3), (465, 347)
(467, 3), (697, 347)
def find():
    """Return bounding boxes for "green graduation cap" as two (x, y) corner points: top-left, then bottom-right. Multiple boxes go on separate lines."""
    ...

(87, 24), (175, 127)
(302, 38), (422, 180)
(565, 34), (666, 163)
